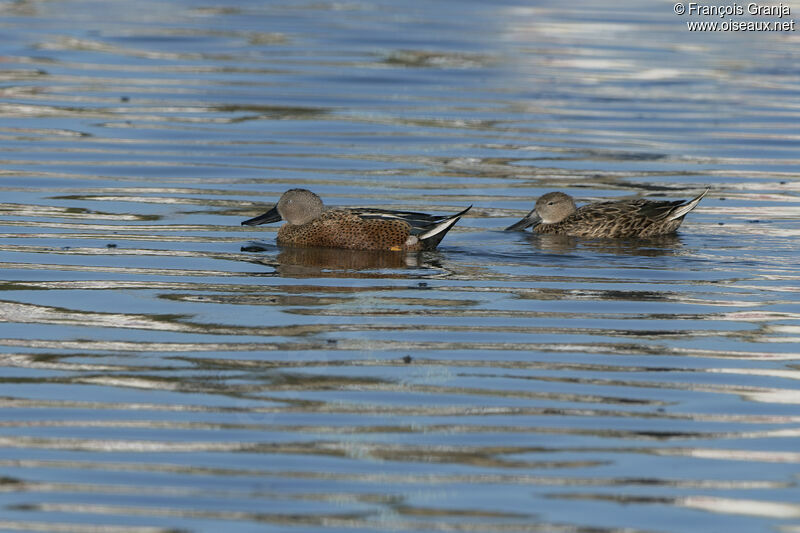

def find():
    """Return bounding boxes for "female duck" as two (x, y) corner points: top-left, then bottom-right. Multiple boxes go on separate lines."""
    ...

(506, 190), (707, 238)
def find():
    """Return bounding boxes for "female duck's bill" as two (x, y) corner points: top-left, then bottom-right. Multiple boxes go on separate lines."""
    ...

(505, 189), (708, 238)
(242, 188), (471, 251)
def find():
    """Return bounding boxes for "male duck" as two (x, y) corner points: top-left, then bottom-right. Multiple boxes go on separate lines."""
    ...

(242, 188), (471, 251)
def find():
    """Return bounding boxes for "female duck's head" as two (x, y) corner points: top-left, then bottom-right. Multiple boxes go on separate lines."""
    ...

(505, 191), (577, 230)
(534, 192), (577, 223)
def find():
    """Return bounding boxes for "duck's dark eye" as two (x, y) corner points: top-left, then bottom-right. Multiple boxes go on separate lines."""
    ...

(547, 201), (555, 206)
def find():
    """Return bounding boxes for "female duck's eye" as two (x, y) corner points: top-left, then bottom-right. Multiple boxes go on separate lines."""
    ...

(547, 201), (554, 206)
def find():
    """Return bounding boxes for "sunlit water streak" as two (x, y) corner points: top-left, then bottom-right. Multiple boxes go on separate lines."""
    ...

(0, 1), (799, 532)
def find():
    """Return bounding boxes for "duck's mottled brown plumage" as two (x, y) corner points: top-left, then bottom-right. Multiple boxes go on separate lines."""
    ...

(276, 210), (412, 249)
(506, 190), (707, 238)
(242, 188), (470, 251)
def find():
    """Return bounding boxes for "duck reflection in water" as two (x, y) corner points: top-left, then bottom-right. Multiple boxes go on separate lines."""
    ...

(241, 243), (440, 277)
(528, 232), (685, 257)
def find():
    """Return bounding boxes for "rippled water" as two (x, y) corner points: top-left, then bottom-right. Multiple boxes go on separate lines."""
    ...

(1, 1), (799, 532)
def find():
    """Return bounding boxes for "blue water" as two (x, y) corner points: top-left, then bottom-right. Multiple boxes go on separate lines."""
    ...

(1, 1), (799, 532)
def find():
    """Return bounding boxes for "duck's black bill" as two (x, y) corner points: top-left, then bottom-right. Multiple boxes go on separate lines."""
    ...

(241, 206), (281, 226)
(505, 209), (541, 231)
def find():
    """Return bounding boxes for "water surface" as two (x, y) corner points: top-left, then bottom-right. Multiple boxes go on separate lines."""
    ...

(1, 1), (799, 532)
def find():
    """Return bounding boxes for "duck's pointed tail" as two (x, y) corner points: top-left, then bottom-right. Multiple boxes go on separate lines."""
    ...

(667, 188), (708, 221)
(418, 205), (472, 250)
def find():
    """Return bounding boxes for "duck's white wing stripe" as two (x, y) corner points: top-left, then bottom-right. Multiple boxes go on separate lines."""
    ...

(667, 189), (708, 221)
(418, 215), (462, 240)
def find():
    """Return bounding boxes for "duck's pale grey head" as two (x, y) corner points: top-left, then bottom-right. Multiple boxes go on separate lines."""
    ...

(241, 188), (324, 227)
(276, 188), (324, 225)
(505, 191), (577, 231)
(534, 192), (577, 224)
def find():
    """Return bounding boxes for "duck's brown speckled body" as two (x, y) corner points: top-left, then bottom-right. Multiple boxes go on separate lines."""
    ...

(242, 188), (470, 251)
(506, 190), (707, 238)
